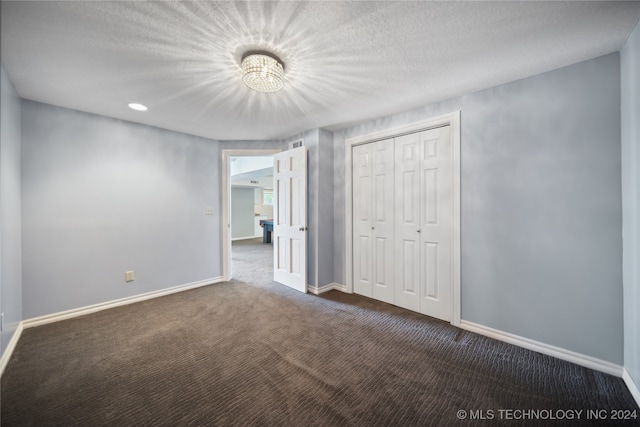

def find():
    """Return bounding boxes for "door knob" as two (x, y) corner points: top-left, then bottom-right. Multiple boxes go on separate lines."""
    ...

(417, 229), (421, 233)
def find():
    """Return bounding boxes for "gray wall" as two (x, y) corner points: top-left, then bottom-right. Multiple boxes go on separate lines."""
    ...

(231, 187), (255, 239)
(0, 62), (22, 354)
(461, 53), (621, 363)
(621, 21), (640, 390)
(317, 128), (334, 287)
(285, 128), (334, 289)
(22, 101), (221, 318)
(333, 53), (623, 364)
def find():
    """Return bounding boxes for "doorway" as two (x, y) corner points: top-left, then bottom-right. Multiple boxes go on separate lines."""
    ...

(221, 149), (280, 282)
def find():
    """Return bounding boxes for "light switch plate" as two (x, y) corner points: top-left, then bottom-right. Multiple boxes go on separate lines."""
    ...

(125, 271), (134, 282)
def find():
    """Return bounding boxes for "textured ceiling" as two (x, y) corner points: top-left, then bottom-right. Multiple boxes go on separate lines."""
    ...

(2, 1), (639, 141)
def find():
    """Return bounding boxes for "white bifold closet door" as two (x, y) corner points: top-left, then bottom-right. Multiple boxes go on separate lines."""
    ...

(394, 126), (452, 321)
(352, 138), (395, 304)
(352, 126), (452, 322)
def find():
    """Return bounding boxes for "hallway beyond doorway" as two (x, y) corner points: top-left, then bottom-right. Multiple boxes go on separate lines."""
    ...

(231, 238), (273, 287)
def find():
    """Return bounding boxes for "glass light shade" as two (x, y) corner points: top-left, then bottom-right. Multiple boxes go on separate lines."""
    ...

(241, 53), (284, 93)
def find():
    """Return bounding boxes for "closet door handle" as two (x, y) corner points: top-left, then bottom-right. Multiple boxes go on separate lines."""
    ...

(371, 226), (375, 230)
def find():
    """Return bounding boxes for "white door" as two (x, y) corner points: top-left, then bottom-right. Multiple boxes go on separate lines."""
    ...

(394, 126), (452, 321)
(394, 132), (422, 312)
(418, 126), (452, 321)
(371, 139), (395, 303)
(352, 143), (373, 297)
(352, 139), (395, 303)
(273, 146), (307, 293)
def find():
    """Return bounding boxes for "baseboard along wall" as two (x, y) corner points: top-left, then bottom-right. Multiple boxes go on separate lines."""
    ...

(623, 369), (640, 408)
(0, 277), (224, 377)
(460, 320), (623, 378)
(307, 283), (340, 295)
(0, 322), (24, 378)
(317, 286), (625, 378)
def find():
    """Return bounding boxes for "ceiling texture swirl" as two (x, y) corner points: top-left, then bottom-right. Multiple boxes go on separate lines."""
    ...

(2, 1), (640, 140)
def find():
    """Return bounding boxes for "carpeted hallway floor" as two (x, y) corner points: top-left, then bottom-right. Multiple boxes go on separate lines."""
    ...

(230, 237), (274, 287)
(1, 239), (638, 426)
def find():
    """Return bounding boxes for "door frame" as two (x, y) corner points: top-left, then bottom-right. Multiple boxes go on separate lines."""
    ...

(221, 149), (281, 282)
(344, 111), (461, 326)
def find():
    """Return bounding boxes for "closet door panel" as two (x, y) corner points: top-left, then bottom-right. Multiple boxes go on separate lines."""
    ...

(372, 139), (394, 304)
(419, 126), (452, 321)
(352, 144), (373, 297)
(394, 133), (421, 312)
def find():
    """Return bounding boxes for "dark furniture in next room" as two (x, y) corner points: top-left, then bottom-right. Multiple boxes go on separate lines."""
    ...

(259, 219), (274, 244)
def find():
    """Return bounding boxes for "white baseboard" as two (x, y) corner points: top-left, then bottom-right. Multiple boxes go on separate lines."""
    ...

(23, 277), (224, 329)
(231, 236), (263, 242)
(460, 320), (623, 377)
(332, 283), (349, 293)
(623, 368), (640, 407)
(0, 321), (24, 377)
(308, 283), (339, 295)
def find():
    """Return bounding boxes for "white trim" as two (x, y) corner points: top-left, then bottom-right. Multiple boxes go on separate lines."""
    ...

(344, 111), (461, 326)
(23, 277), (224, 329)
(450, 112), (461, 327)
(0, 321), (24, 377)
(623, 368), (640, 407)
(460, 320), (623, 377)
(345, 112), (458, 146)
(221, 149), (281, 282)
(231, 236), (262, 242)
(332, 283), (349, 293)
(344, 134), (354, 295)
(308, 283), (339, 295)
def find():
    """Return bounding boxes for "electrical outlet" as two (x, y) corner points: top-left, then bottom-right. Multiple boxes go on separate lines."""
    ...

(205, 207), (214, 215)
(125, 271), (135, 282)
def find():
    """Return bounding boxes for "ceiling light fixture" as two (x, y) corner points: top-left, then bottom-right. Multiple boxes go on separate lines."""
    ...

(241, 51), (285, 93)
(128, 102), (148, 111)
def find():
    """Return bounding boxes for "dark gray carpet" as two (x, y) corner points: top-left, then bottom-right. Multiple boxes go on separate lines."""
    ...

(1, 239), (638, 426)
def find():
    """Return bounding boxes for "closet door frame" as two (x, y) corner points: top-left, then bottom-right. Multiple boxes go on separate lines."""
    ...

(344, 111), (461, 326)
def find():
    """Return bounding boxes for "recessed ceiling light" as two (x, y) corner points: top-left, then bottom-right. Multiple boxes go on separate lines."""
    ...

(128, 103), (148, 111)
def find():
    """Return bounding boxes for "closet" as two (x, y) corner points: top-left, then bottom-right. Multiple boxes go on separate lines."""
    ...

(352, 125), (453, 321)
(352, 138), (395, 304)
